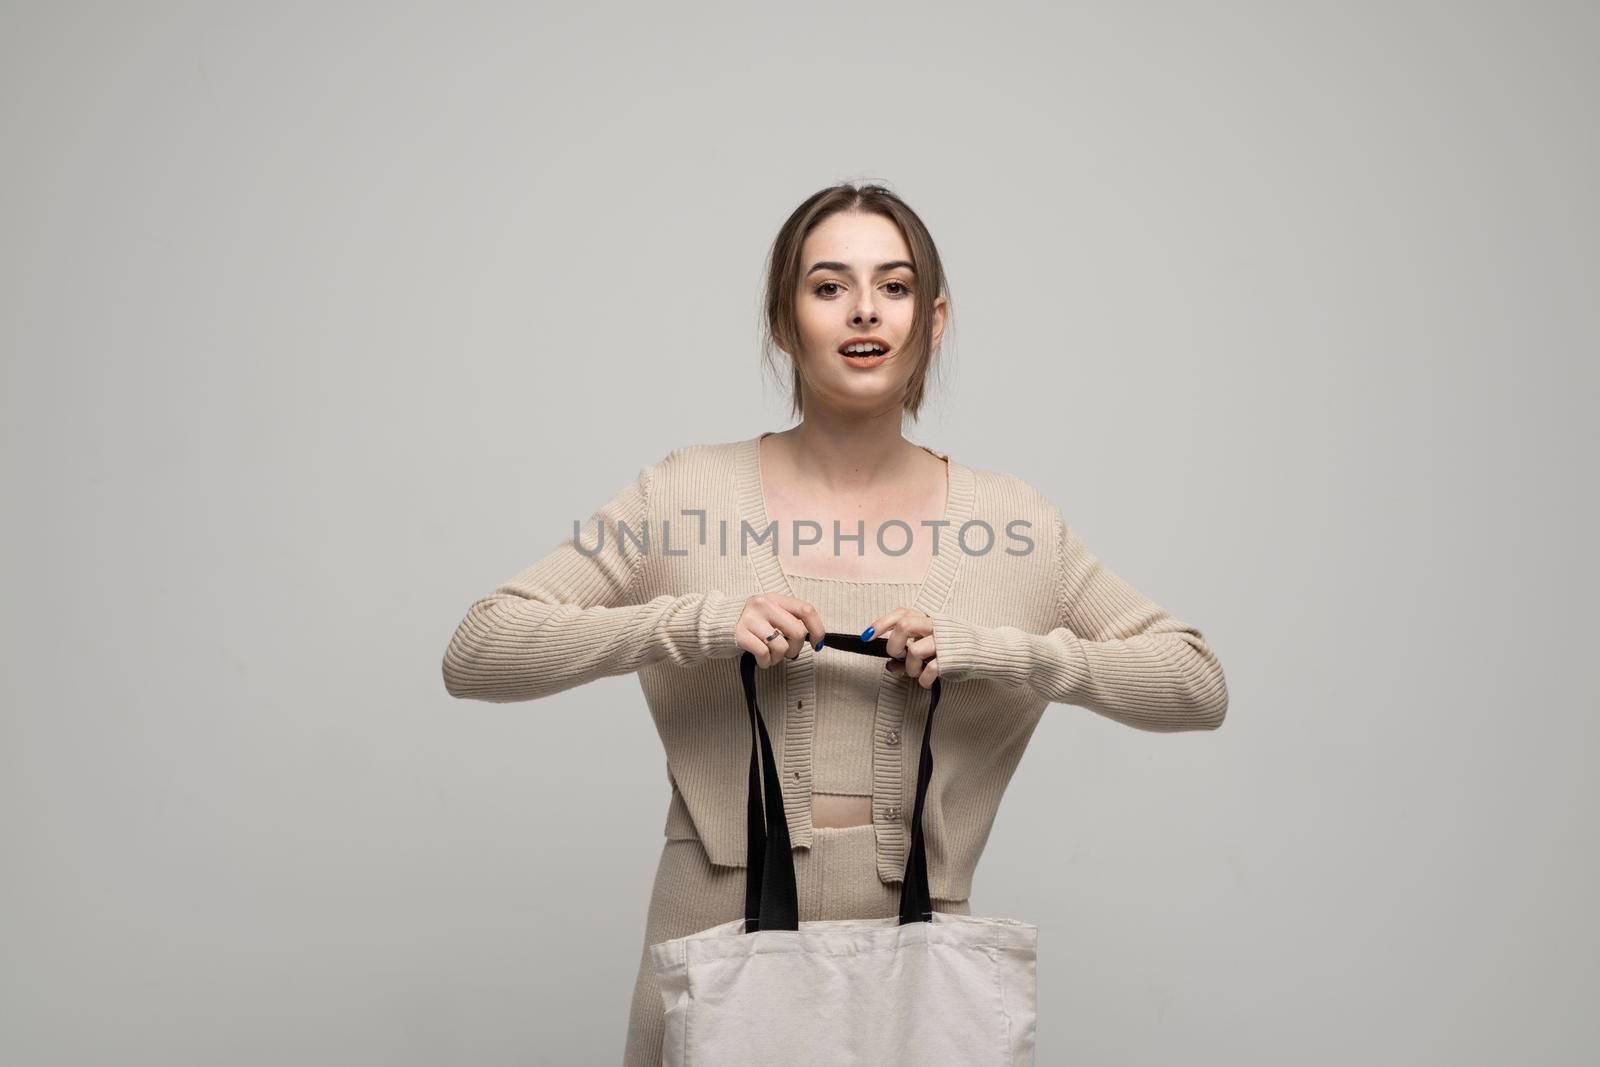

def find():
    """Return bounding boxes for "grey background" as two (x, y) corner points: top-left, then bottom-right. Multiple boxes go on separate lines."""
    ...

(3, 2), (1595, 1064)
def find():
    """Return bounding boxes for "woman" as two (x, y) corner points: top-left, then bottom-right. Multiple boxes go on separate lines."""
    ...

(442, 182), (1229, 1064)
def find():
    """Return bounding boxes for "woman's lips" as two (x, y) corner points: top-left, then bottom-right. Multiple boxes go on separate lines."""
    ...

(840, 350), (889, 369)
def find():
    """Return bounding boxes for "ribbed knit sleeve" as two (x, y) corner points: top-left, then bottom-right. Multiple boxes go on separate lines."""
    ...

(441, 459), (748, 703)
(930, 511), (1228, 731)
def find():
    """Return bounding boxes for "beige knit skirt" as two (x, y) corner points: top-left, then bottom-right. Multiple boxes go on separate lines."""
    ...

(622, 822), (972, 1065)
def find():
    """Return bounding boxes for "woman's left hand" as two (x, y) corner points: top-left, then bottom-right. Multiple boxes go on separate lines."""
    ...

(865, 608), (940, 689)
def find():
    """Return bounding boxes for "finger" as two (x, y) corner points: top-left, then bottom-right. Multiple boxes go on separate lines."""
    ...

(735, 627), (778, 668)
(777, 609), (812, 660)
(876, 609), (933, 661)
(759, 626), (795, 665)
(903, 633), (930, 678)
(891, 653), (940, 685)
(773, 595), (827, 650)
(738, 613), (793, 667)
(887, 653), (940, 688)
(864, 606), (907, 640)
(865, 607), (914, 655)
(739, 616), (788, 667)
(753, 603), (810, 665)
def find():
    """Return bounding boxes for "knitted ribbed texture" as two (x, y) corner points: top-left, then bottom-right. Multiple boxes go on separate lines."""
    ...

(789, 575), (923, 797)
(442, 433), (1229, 902)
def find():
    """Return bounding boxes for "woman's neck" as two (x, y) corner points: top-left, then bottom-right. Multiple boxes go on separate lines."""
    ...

(765, 418), (930, 494)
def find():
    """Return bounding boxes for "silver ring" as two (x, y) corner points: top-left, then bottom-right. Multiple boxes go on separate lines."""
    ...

(765, 630), (782, 642)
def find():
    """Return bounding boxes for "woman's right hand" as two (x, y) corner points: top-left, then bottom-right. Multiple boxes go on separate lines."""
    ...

(736, 593), (825, 668)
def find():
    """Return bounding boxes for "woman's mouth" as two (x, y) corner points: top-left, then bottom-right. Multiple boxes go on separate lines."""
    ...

(839, 339), (891, 369)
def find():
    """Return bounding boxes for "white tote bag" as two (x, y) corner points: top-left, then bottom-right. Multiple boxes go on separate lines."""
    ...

(649, 632), (1039, 1066)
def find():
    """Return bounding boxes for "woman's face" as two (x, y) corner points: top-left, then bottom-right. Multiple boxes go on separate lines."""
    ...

(788, 210), (946, 414)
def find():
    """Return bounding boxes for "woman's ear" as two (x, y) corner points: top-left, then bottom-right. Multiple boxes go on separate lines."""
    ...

(771, 323), (795, 359)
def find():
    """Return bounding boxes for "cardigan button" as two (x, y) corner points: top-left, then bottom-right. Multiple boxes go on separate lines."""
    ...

(882, 806), (902, 821)
(885, 730), (900, 745)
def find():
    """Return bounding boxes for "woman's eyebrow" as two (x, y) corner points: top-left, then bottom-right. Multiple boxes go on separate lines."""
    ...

(804, 260), (916, 277)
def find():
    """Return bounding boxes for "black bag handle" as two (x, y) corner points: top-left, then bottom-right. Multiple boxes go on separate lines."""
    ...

(740, 633), (940, 933)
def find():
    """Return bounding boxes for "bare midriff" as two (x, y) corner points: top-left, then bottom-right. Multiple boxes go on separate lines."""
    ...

(811, 792), (873, 828)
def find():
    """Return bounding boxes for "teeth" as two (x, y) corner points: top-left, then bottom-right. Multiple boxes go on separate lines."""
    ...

(843, 343), (885, 354)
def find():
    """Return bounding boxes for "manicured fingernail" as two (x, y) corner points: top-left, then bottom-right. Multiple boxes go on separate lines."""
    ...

(814, 636), (826, 651)
(861, 626), (875, 640)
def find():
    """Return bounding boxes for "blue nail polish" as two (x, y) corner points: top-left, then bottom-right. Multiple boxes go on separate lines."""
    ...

(861, 626), (875, 640)
(814, 636), (826, 651)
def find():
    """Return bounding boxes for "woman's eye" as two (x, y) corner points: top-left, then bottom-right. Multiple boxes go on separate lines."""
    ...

(814, 280), (910, 297)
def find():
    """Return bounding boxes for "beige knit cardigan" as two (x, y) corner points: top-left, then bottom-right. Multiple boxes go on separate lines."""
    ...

(442, 433), (1228, 902)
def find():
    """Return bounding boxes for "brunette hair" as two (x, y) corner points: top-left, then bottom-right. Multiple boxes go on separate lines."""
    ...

(759, 182), (952, 421)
